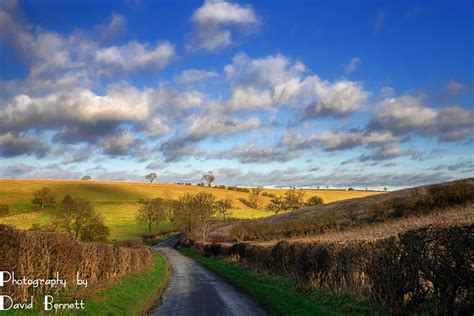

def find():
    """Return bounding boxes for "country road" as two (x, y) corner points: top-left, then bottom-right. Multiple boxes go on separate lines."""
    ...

(148, 237), (267, 316)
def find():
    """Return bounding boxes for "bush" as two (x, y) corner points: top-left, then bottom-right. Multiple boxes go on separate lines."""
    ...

(194, 223), (473, 314)
(306, 196), (324, 207)
(0, 204), (9, 216)
(0, 224), (152, 302)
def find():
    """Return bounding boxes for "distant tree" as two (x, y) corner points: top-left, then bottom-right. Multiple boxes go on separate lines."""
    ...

(284, 189), (306, 210)
(81, 175), (92, 181)
(136, 198), (168, 233)
(249, 187), (264, 209)
(202, 172), (215, 187)
(325, 185), (329, 190)
(383, 187), (388, 192)
(53, 197), (109, 242)
(214, 198), (232, 220)
(32, 187), (56, 208)
(266, 196), (285, 215)
(145, 173), (157, 183)
(306, 196), (324, 207)
(348, 187), (355, 191)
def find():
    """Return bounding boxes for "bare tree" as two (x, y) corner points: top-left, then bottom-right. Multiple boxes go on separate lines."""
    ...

(53, 196), (109, 242)
(249, 187), (263, 209)
(136, 198), (168, 233)
(202, 171), (215, 187)
(32, 187), (56, 208)
(214, 197), (232, 220)
(285, 189), (305, 210)
(145, 172), (157, 183)
(266, 196), (285, 215)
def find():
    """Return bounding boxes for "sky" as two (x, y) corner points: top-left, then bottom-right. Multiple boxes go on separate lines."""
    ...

(0, 0), (473, 189)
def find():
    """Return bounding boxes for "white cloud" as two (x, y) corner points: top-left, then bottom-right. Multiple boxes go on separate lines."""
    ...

(177, 69), (219, 84)
(96, 41), (175, 72)
(224, 53), (368, 115)
(370, 94), (474, 141)
(99, 13), (127, 41)
(283, 130), (399, 152)
(189, 1), (259, 51)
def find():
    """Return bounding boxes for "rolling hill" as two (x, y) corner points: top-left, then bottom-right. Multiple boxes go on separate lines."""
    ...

(0, 179), (381, 241)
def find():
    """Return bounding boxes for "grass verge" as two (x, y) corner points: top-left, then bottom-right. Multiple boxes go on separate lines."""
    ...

(178, 245), (385, 316)
(10, 252), (170, 315)
(73, 252), (170, 315)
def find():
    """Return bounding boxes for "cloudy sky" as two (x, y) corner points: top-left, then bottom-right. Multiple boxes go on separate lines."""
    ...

(0, 0), (473, 189)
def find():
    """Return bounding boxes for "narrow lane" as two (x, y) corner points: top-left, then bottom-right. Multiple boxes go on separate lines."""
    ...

(148, 238), (266, 316)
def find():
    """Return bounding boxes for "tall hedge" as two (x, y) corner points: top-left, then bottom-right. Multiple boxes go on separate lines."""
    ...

(0, 225), (153, 301)
(192, 223), (473, 314)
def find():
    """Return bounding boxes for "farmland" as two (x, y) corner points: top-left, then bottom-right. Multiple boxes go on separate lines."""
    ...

(0, 179), (380, 241)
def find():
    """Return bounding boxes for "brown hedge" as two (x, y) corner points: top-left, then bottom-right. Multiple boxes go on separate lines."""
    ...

(0, 225), (153, 301)
(192, 223), (473, 314)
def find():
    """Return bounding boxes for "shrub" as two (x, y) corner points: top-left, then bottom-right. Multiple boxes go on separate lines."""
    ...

(284, 189), (305, 210)
(195, 223), (473, 314)
(305, 196), (324, 207)
(0, 224), (152, 302)
(0, 204), (9, 216)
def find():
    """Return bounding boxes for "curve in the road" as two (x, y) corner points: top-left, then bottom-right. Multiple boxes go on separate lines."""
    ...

(148, 240), (267, 316)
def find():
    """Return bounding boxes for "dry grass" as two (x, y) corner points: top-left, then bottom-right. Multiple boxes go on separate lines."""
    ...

(0, 179), (379, 241)
(254, 205), (473, 245)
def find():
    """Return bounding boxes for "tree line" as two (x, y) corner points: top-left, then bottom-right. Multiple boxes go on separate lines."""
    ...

(136, 192), (232, 240)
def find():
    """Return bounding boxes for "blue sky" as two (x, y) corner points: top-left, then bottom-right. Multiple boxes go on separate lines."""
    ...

(0, 0), (473, 189)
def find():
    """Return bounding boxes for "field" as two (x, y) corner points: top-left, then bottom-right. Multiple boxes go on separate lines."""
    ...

(0, 179), (381, 241)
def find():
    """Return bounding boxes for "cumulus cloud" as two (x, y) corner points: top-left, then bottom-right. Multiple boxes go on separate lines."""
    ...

(177, 69), (219, 84)
(219, 144), (300, 164)
(102, 129), (140, 156)
(189, 0), (259, 51)
(283, 130), (399, 152)
(98, 13), (127, 41)
(1, 163), (35, 177)
(62, 147), (92, 164)
(0, 132), (50, 157)
(358, 144), (421, 162)
(146, 160), (167, 170)
(210, 167), (452, 188)
(159, 102), (261, 161)
(369, 94), (474, 141)
(225, 53), (368, 115)
(96, 41), (175, 72)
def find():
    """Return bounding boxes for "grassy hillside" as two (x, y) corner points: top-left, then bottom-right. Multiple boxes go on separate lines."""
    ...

(214, 178), (473, 241)
(0, 179), (380, 241)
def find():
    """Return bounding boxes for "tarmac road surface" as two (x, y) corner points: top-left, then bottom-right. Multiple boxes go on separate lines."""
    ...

(148, 237), (267, 316)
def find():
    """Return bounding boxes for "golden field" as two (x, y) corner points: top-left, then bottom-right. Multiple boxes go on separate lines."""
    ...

(0, 179), (382, 241)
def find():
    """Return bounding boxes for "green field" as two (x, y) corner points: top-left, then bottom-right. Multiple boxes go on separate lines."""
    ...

(0, 179), (381, 241)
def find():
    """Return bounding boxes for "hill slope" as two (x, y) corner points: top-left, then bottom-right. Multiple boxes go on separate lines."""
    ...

(0, 179), (380, 240)
(212, 178), (474, 241)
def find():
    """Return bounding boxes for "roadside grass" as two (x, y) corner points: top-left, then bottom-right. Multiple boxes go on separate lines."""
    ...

(9, 252), (170, 315)
(178, 245), (385, 316)
(0, 179), (381, 241)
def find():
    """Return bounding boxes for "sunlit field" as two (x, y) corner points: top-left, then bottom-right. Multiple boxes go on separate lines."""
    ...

(0, 179), (382, 240)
